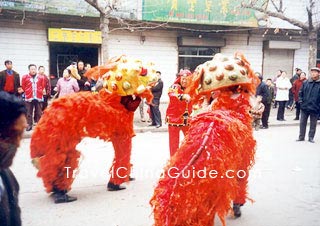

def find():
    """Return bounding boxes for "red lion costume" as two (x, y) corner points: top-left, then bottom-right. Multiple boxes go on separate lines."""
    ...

(30, 56), (156, 203)
(150, 53), (259, 225)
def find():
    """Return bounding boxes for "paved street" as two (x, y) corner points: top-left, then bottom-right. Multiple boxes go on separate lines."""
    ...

(13, 125), (320, 226)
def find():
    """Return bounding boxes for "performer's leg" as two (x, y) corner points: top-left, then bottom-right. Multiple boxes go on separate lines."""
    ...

(38, 146), (80, 203)
(108, 136), (132, 190)
(233, 170), (249, 218)
(168, 126), (180, 156)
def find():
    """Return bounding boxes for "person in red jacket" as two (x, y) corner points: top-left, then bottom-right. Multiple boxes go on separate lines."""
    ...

(292, 72), (307, 120)
(21, 64), (46, 131)
(166, 69), (193, 156)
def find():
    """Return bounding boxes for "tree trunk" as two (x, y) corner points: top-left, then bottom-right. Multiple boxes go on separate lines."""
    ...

(100, 13), (109, 64)
(308, 30), (318, 71)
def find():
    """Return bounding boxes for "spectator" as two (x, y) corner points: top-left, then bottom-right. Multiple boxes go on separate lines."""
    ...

(166, 69), (193, 156)
(21, 64), (46, 131)
(255, 72), (271, 129)
(38, 66), (51, 111)
(250, 95), (265, 131)
(296, 67), (320, 143)
(0, 60), (22, 96)
(77, 61), (90, 91)
(275, 71), (292, 121)
(149, 71), (163, 128)
(0, 91), (27, 226)
(272, 69), (282, 108)
(139, 99), (147, 122)
(84, 63), (91, 71)
(55, 69), (80, 97)
(287, 68), (302, 109)
(292, 72), (307, 120)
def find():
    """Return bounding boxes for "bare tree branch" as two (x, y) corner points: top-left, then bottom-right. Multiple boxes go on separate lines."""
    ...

(279, 0), (283, 12)
(242, 3), (309, 30)
(270, 0), (280, 12)
(306, 7), (314, 31)
(84, 0), (107, 15)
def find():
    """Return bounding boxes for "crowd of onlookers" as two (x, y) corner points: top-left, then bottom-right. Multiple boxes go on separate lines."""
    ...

(1, 59), (320, 142)
(0, 60), (94, 131)
(252, 67), (320, 142)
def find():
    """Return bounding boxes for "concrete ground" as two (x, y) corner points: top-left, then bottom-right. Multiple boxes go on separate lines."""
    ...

(13, 123), (320, 226)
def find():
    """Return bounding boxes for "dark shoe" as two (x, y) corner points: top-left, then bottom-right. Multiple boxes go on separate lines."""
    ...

(155, 124), (162, 128)
(26, 125), (32, 131)
(129, 176), (135, 181)
(296, 138), (305, 142)
(233, 203), (242, 218)
(308, 138), (315, 143)
(148, 124), (156, 127)
(53, 192), (77, 204)
(107, 182), (126, 191)
(293, 118), (299, 120)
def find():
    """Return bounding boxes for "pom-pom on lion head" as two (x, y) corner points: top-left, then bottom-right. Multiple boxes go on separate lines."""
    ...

(187, 52), (259, 101)
(85, 55), (158, 96)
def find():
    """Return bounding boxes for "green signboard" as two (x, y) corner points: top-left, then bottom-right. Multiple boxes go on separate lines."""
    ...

(0, 0), (99, 17)
(142, 0), (264, 27)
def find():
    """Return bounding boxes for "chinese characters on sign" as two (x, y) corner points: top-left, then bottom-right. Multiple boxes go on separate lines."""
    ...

(143, 0), (264, 27)
(48, 28), (102, 44)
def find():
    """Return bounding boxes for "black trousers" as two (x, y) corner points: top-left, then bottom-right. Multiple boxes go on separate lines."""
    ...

(25, 100), (42, 126)
(262, 103), (271, 127)
(150, 104), (162, 126)
(277, 101), (286, 120)
(299, 110), (318, 140)
(42, 95), (49, 111)
(295, 101), (301, 119)
(286, 90), (294, 107)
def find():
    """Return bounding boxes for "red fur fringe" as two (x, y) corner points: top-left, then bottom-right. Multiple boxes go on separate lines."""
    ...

(150, 92), (256, 226)
(30, 90), (137, 192)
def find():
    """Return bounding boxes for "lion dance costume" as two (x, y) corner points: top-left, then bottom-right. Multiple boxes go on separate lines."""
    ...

(150, 53), (259, 225)
(30, 56), (157, 203)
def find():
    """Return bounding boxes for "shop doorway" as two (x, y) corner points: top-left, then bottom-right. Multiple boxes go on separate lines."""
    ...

(49, 43), (99, 77)
(262, 48), (294, 79)
(178, 47), (220, 71)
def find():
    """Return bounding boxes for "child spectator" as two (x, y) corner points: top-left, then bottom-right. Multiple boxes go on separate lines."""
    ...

(250, 95), (265, 131)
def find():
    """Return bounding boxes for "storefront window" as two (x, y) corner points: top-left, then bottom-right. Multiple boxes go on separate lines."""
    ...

(178, 47), (220, 71)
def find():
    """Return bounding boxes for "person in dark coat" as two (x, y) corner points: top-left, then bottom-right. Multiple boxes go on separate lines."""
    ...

(0, 60), (22, 96)
(297, 67), (320, 143)
(292, 72), (307, 120)
(255, 72), (271, 129)
(0, 91), (28, 226)
(149, 71), (163, 128)
(77, 61), (90, 91)
(287, 68), (301, 108)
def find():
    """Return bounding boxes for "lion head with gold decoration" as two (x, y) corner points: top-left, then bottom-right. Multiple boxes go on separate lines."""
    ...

(85, 55), (158, 102)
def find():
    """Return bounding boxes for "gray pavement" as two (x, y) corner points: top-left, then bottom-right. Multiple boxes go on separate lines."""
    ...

(13, 124), (320, 226)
